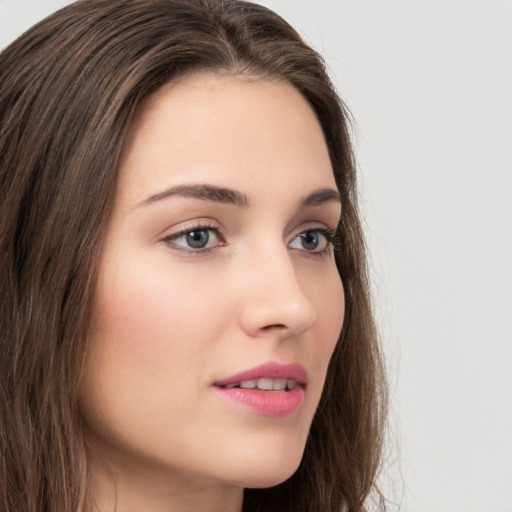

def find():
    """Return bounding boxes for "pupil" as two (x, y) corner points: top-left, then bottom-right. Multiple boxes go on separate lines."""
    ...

(301, 232), (319, 250)
(186, 230), (209, 248)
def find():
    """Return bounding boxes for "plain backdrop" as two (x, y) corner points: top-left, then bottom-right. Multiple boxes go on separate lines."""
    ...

(1, 1), (511, 511)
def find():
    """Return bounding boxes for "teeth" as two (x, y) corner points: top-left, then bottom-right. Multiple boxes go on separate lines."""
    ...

(257, 378), (274, 390)
(225, 378), (299, 391)
(272, 378), (287, 391)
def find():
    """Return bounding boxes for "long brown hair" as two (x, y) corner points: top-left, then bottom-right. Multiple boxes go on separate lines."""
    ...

(0, 1), (387, 510)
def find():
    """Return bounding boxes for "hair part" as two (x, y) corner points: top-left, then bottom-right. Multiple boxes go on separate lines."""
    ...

(0, 1), (387, 510)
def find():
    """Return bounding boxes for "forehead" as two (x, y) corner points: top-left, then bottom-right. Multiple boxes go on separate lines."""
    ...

(116, 73), (335, 206)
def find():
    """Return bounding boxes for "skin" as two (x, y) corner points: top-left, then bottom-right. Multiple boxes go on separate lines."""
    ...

(79, 73), (345, 512)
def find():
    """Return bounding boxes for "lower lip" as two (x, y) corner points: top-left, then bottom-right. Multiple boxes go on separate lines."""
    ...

(213, 386), (305, 417)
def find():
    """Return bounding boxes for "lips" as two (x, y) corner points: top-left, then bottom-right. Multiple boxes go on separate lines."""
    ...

(222, 377), (298, 391)
(214, 362), (308, 388)
(213, 362), (307, 417)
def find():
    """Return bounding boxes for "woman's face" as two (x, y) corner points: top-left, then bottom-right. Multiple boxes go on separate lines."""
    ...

(79, 74), (344, 493)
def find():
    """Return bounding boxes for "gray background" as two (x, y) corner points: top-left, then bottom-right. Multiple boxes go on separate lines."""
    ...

(1, 1), (511, 511)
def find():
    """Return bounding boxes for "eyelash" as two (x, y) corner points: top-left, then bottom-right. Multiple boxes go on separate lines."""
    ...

(161, 223), (341, 256)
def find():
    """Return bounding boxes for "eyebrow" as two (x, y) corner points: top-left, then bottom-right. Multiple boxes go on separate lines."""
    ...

(297, 187), (342, 209)
(139, 183), (341, 210)
(139, 184), (250, 208)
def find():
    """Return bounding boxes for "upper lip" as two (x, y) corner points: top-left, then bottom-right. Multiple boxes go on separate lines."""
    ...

(214, 361), (308, 387)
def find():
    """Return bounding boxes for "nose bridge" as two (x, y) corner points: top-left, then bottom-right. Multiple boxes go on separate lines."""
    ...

(237, 239), (317, 338)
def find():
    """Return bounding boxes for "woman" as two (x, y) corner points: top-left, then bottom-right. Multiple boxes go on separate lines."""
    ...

(0, 0), (387, 511)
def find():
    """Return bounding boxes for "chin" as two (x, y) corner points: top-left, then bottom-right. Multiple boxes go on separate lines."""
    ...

(223, 441), (305, 489)
(241, 466), (300, 489)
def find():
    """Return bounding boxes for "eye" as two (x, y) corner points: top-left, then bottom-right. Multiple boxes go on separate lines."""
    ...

(162, 225), (224, 252)
(288, 229), (333, 253)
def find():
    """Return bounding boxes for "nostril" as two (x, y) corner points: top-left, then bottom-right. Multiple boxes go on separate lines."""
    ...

(261, 324), (287, 331)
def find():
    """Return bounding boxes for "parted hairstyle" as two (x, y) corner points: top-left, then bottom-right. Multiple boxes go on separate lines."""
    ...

(0, 0), (387, 511)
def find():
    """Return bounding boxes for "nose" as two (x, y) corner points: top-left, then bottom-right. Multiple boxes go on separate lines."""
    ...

(236, 246), (318, 339)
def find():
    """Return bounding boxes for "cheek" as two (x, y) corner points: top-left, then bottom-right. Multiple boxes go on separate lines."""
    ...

(311, 266), (345, 354)
(78, 264), (222, 456)
(92, 280), (177, 373)
(91, 261), (220, 366)
(328, 278), (345, 349)
(321, 293), (344, 383)
(300, 266), (344, 402)
(80, 266), (199, 418)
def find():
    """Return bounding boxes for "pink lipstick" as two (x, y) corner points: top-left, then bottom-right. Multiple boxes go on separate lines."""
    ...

(213, 362), (307, 417)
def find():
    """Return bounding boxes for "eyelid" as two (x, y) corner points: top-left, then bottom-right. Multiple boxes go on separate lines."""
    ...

(287, 221), (337, 243)
(161, 219), (222, 235)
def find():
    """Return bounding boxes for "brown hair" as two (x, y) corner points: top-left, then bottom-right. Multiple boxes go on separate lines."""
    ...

(0, 1), (387, 510)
